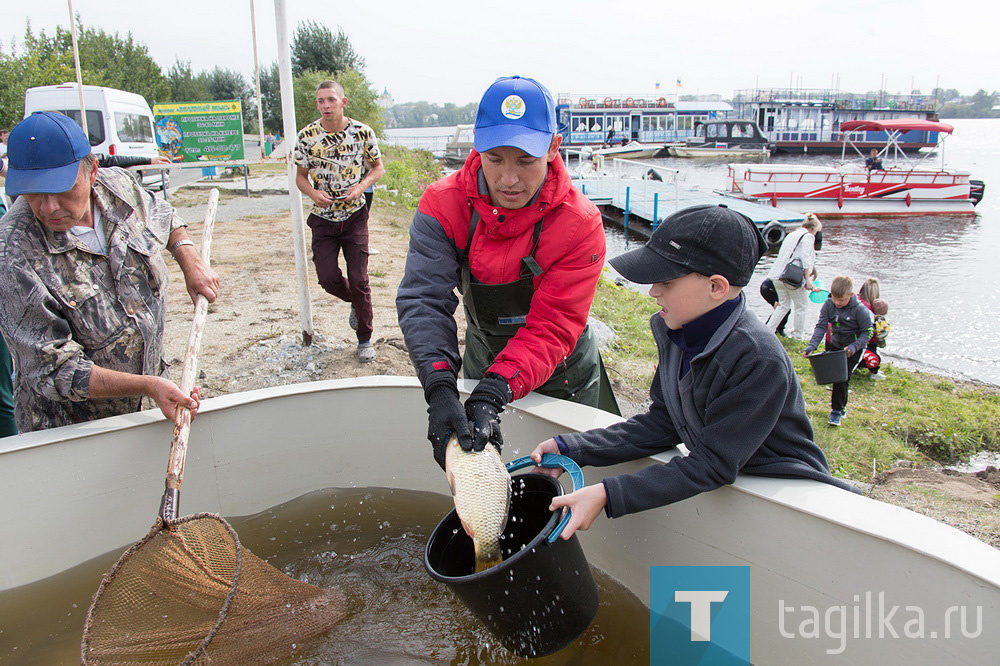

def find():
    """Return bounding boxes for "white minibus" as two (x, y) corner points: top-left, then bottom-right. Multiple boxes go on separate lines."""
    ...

(23, 84), (167, 190)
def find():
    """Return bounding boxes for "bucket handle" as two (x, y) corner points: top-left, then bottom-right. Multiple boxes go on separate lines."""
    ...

(507, 454), (585, 543)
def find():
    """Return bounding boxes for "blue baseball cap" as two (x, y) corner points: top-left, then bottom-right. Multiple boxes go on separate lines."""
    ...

(474, 76), (556, 158)
(5, 111), (92, 196)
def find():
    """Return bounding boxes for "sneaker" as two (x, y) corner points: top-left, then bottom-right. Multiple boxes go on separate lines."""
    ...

(366, 247), (380, 255)
(357, 341), (375, 363)
(828, 410), (842, 427)
(348, 305), (358, 331)
(871, 372), (886, 381)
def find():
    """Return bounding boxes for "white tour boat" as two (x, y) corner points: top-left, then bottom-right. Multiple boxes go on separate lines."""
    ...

(726, 119), (984, 217)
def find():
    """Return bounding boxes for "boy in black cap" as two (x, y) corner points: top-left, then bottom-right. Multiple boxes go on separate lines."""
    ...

(530, 204), (857, 538)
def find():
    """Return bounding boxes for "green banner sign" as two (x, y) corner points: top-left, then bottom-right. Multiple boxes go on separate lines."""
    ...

(153, 100), (245, 163)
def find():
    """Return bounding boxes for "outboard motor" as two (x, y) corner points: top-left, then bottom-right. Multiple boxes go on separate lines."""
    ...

(970, 179), (985, 206)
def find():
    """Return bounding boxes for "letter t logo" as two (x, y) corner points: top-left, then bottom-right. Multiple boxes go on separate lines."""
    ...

(675, 590), (729, 641)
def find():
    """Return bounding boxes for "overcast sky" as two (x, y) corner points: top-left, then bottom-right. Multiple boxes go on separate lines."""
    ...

(6, 0), (995, 106)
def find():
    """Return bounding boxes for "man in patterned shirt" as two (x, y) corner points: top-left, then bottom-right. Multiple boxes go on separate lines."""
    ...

(0, 111), (220, 433)
(294, 80), (385, 363)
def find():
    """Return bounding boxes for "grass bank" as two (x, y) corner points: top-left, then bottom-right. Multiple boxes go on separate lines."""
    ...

(591, 278), (1000, 484)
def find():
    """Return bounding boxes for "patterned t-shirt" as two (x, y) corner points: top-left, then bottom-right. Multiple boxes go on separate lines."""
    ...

(294, 117), (381, 222)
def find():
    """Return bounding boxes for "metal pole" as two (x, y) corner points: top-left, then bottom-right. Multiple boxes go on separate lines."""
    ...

(275, 0), (314, 345)
(624, 186), (630, 241)
(653, 192), (659, 229)
(249, 0), (267, 160)
(67, 0), (88, 139)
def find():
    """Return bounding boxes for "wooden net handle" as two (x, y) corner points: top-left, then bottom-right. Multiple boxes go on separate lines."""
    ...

(161, 188), (219, 521)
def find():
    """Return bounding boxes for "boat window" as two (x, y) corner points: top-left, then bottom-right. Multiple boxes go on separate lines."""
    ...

(706, 124), (722, 139)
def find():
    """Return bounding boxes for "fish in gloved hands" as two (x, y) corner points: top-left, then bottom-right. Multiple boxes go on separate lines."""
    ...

(444, 433), (511, 573)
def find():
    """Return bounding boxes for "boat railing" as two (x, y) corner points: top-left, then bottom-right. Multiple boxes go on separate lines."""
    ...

(564, 149), (684, 226)
(556, 93), (676, 110)
(732, 88), (938, 112)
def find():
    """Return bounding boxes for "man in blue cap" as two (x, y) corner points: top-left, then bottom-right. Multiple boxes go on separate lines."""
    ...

(397, 75), (616, 470)
(0, 111), (220, 433)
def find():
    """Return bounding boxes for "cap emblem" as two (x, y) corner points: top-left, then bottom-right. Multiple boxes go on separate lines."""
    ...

(669, 240), (681, 249)
(501, 95), (525, 119)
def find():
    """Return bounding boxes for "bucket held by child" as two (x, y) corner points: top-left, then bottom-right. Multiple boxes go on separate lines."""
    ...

(808, 349), (848, 385)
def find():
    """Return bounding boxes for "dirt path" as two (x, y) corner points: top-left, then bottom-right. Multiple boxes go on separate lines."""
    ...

(163, 189), (999, 549)
(164, 196), (421, 394)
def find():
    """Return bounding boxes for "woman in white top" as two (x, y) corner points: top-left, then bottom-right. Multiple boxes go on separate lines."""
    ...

(765, 214), (822, 338)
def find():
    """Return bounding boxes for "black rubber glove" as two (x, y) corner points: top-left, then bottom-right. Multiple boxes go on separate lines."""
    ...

(426, 383), (471, 470)
(464, 374), (512, 453)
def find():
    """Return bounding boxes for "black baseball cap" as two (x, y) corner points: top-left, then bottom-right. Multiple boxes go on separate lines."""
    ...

(609, 204), (767, 286)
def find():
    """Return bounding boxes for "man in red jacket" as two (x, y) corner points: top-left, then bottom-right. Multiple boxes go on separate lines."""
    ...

(397, 76), (614, 469)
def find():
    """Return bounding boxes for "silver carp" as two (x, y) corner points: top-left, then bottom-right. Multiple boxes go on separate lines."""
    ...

(444, 433), (511, 573)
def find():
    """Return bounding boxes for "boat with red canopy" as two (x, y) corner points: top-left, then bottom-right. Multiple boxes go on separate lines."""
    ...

(724, 119), (984, 218)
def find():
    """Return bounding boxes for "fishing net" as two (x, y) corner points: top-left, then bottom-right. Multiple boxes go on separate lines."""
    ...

(81, 513), (347, 665)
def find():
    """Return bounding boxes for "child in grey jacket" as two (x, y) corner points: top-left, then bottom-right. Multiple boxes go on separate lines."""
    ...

(804, 275), (874, 427)
(529, 205), (857, 539)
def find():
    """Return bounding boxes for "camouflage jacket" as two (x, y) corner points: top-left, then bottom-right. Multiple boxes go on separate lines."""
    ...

(0, 168), (186, 432)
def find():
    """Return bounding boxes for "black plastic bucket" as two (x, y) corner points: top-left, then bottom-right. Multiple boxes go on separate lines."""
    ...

(809, 349), (848, 384)
(424, 455), (598, 658)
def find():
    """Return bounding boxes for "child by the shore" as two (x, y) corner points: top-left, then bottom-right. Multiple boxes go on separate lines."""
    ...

(857, 277), (889, 380)
(529, 205), (857, 538)
(804, 276), (874, 427)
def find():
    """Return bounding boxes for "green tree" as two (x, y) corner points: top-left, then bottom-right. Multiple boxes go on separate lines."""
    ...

(75, 25), (169, 104)
(291, 21), (364, 77)
(166, 58), (210, 102)
(204, 66), (257, 133)
(0, 19), (169, 128)
(258, 61), (283, 133)
(293, 68), (384, 136)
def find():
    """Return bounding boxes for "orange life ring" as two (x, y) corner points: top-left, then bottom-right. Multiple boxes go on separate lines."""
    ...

(579, 97), (587, 108)
(604, 97), (613, 107)
(625, 97), (635, 108)
(657, 97), (667, 107)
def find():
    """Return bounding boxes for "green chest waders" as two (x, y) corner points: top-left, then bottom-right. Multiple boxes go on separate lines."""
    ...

(459, 211), (619, 414)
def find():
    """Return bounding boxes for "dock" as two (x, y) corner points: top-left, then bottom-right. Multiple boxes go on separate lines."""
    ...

(569, 157), (804, 241)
